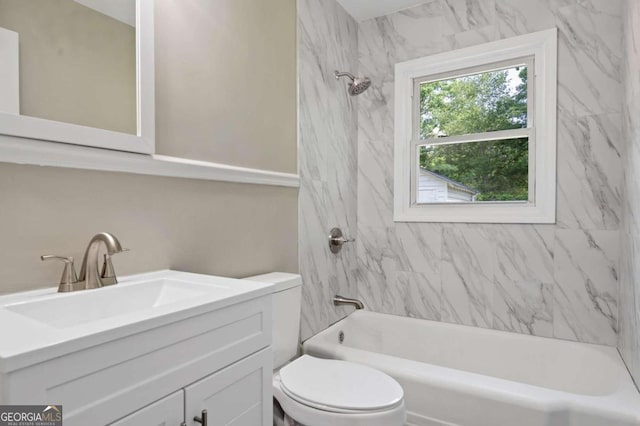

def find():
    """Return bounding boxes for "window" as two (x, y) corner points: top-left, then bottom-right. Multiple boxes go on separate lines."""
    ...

(394, 29), (557, 223)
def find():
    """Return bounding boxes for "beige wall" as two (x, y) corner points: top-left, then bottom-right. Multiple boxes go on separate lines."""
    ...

(0, 0), (137, 134)
(0, 0), (298, 293)
(156, 0), (297, 173)
(0, 164), (297, 294)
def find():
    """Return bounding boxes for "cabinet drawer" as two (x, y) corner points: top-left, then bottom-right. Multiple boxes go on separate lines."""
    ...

(185, 348), (272, 426)
(109, 390), (183, 426)
(4, 296), (271, 426)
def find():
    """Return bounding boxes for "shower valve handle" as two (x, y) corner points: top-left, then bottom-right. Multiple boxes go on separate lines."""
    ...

(329, 228), (354, 254)
(332, 236), (353, 244)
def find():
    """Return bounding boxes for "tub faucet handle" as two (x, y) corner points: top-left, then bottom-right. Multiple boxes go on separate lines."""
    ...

(329, 227), (355, 254)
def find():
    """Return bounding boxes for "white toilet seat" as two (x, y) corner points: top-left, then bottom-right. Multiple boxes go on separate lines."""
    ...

(273, 356), (406, 426)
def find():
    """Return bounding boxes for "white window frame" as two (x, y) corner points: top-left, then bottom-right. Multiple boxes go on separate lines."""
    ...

(394, 28), (557, 223)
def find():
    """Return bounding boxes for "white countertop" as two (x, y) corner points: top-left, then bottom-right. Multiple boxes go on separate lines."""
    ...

(0, 270), (274, 373)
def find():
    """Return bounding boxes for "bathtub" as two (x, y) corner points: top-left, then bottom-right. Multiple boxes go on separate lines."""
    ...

(302, 310), (640, 426)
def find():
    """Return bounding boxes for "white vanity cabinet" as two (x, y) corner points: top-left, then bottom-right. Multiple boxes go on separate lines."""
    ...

(111, 348), (271, 426)
(184, 348), (272, 426)
(0, 271), (275, 426)
(110, 391), (184, 426)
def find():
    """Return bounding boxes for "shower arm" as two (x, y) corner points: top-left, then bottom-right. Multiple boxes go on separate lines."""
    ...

(334, 71), (356, 81)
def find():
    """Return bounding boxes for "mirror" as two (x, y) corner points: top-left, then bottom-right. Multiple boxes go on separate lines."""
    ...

(0, 0), (154, 154)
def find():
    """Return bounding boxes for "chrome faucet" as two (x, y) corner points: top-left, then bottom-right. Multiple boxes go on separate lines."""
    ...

(78, 232), (128, 290)
(333, 295), (365, 310)
(41, 232), (128, 292)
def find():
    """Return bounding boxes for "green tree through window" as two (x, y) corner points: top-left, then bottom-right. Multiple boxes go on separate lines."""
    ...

(419, 67), (529, 201)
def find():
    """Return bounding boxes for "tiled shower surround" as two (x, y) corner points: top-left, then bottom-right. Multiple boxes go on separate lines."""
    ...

(356, 0), (623, 347)
(620, 0), (640, 386)
(298, 0), (359, 340)
(299, 0), (625, 356)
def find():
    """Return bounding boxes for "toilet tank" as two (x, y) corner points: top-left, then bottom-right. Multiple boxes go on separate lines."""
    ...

(244, 272), (302, 369)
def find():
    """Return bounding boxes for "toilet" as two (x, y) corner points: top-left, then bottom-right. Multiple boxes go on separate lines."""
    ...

(245, 273), (406, 426)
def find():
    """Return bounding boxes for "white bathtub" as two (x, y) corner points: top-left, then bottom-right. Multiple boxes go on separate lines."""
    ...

(302, 311), (640, 426)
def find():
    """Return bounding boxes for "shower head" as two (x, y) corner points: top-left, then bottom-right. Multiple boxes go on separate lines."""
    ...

(334, 70), (371, 96)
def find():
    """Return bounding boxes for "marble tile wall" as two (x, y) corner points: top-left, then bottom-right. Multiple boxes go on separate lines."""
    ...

(298, 0), (359, 340)
(619, 0), (640, 384)
(356, 0), (623, 346)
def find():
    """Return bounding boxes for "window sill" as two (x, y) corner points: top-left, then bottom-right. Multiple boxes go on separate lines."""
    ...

(394, 202), (555, 224)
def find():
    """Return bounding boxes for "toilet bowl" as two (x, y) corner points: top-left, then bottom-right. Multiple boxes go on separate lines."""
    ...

(273, 355), (405, 426)
(242, 273), (405, 426)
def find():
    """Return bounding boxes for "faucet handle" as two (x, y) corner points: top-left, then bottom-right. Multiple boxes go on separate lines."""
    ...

(41, 255), (79, 292)
(100, 254), (117, 285)
(100, 248), (129, 286)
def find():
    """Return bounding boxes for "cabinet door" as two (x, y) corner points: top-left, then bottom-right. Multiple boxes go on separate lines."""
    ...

(109, 390), (184, 426)
(185, 348), (272, 426)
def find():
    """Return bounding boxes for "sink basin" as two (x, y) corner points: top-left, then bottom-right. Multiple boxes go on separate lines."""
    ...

(5, 279), (222, 328)
(0, 270), (274, 373)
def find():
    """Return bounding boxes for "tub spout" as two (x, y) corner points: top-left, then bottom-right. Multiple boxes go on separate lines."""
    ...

(334, 295), (365, 310)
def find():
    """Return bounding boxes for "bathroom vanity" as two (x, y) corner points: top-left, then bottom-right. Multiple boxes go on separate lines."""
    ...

(0, 270), (274, 426)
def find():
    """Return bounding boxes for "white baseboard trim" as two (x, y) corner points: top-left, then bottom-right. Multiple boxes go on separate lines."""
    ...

(0, 135), (300, 188)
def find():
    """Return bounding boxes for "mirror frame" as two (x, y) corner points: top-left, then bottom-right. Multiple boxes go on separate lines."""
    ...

(0, 0), (155, 154)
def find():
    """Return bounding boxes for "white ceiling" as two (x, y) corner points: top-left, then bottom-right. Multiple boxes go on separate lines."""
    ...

(336, 0), (430, 22)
